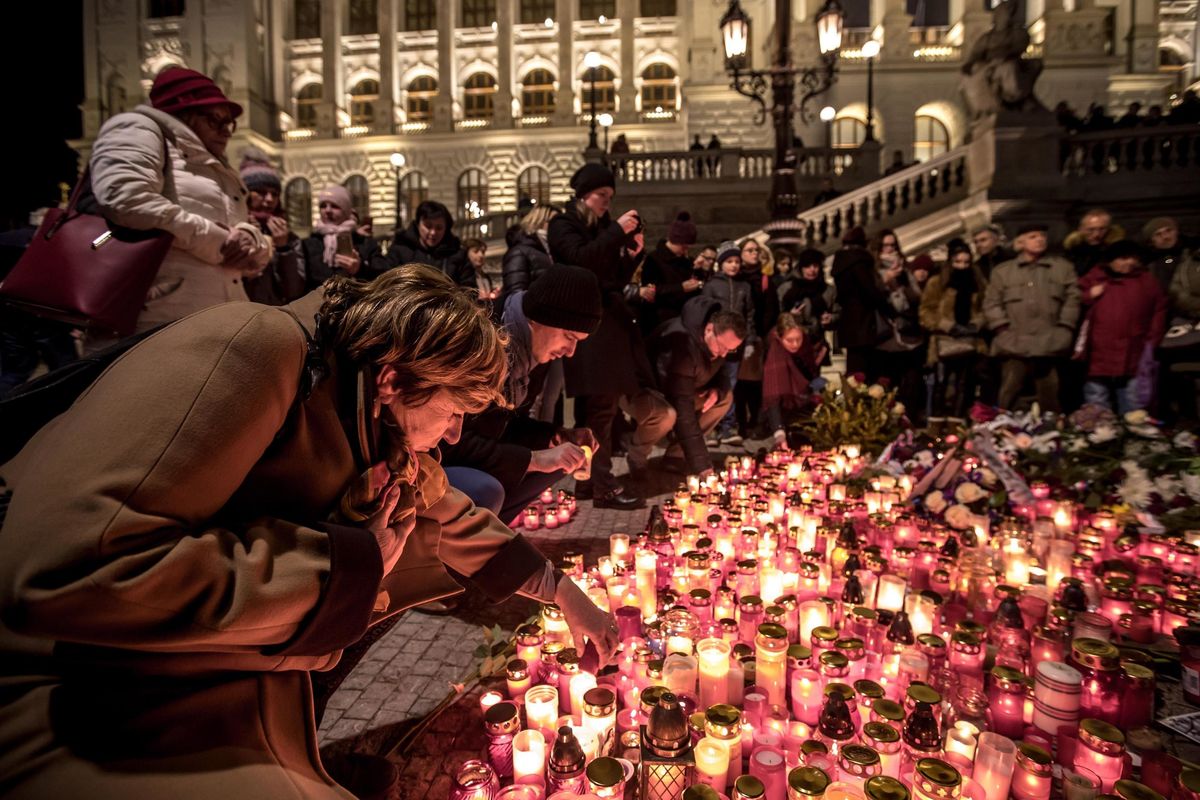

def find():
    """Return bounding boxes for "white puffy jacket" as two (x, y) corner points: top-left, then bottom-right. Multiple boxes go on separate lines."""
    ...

(89, 104), (271, 332)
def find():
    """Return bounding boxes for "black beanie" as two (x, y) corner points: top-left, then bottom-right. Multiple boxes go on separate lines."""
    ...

(570, 163), (616, 198)
(668, 211), (698, 245)
(1104, 239), (1143, 262)
(522, 265), (603, 334)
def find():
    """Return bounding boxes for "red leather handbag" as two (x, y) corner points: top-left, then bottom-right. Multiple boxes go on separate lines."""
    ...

(0, 120), (175, 336)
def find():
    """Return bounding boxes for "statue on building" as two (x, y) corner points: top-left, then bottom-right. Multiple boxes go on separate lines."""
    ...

(959, 0), (1046, 119)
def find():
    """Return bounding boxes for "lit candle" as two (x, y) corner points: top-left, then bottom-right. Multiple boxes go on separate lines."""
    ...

(698, 637), (731, 708)
(944, 725), (978, 762)
(512, 729), (547, 785)
(1012, 743), (1053, 800)
(750, 748), (787, 800)
(543, 511), (559, 530)
(524, 507), (541, 530)
(557, 505), (573, 524)
(756, 623), (789, 709)
(974, 732), (1016, 800)
(875, 575), (907, 614)
(695, 736), (731, 793)
(610, 533), (630, 566)
(570, 672), (597, 719)
(790, 668), (823, 726)
(525, 684), (559, 736)
(799, 600), (830, 645)
(635, 550), (657, 621)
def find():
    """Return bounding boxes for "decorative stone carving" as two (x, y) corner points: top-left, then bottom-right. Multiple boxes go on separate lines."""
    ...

(959, 0), (1046, 119)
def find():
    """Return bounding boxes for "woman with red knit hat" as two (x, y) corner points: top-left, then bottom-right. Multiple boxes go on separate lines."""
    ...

(86, 66), (271, 343)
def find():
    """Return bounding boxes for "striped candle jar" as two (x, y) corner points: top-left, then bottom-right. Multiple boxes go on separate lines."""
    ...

(1032, 660), (1082, 735)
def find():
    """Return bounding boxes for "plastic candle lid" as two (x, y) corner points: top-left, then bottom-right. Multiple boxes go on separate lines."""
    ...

(586, 757), (624, 789)
(866, 776), (911, 800)
(788, 766), (831, 797)
(863, 721), (900, 743)
(734, 775), (766, 800)
(916, 758), (962, 787)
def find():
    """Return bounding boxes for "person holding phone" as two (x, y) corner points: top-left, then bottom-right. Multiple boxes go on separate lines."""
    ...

(301, 184), (384, 289)
(239, 147), (306, 304)
(0, 264), (618, 799)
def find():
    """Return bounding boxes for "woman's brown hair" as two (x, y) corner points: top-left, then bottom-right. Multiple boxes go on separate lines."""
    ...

(321, 264), (508, 413)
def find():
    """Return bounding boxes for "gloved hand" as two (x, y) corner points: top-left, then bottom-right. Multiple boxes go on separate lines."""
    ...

(554, 575), (619, 668)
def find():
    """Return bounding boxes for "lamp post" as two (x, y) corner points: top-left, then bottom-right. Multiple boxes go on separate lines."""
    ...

(861, 39), (879, 142)
(720, 0), (844, 250)
(820, 106), (836, 174)
(584, 51), (602, 152)
(389, 151), (406, 230)
(598, 112), (614, 155)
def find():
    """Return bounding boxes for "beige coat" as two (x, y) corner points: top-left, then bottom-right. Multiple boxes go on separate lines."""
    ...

(0, 292), (547, 799)
(89, 105), (270, 333)
(919, 268), (989, 365)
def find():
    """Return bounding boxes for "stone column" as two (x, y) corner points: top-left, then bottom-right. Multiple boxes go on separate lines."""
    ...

(617, 0), (638, 123)
(376, 0), (397, 133)
(319, 0), (345, 137)
(495, 0), (515, 126)
(434, 0), (457, 131)
(1128, 0), (1161, 74)
(554, 0), (576, 125)
(84, 0), (142, 137)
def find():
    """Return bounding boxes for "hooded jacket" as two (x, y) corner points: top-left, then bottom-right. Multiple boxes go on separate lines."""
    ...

(648, 295), (732, 473)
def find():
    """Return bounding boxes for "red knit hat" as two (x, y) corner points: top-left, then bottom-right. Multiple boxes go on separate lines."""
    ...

(150, 67), (243, 118)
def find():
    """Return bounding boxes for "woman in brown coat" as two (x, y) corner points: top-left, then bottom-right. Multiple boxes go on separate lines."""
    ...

(920, 240), (989, 420)
(0, 265), (617, 799)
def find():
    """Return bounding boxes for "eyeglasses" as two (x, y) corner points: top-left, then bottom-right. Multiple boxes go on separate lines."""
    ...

(318, 202), (339, 210)
(202, 112), (238, 133)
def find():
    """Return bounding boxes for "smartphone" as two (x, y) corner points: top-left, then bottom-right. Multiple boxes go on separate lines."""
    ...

(353, 367), (382, 471)
(336, 231), (355, 257)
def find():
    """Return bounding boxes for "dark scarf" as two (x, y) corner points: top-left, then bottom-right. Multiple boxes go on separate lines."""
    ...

(948, 268), (977, 326)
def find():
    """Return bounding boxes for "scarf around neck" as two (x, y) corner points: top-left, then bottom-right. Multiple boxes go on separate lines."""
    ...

(313, 218), (359, 267)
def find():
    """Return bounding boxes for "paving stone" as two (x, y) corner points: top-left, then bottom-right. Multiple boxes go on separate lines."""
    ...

(323, 690), (360, 711)
(325, 717), (368, 741)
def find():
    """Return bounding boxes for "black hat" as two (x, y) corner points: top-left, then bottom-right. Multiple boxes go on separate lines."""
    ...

(668, 211), (698, 245)
(523, 265), (603, 334)
(570, 163), (616, 198)
(1104, 239), (1144, 262)
(795, 248), (825, 268)
(1017, 222), (1049, 235)
(842, 226), (867, 247)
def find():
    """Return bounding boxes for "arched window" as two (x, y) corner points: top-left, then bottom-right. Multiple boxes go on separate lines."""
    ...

(463, 73), (497, 120)
(580, 0), (616, 19)
(403, 0), (436, 30)
(343, 175), (372, 222)
(296, 82), (322, 128)
(294, 0), (321, 38)
(285, 177), (313, 232)
(517, 166), (551, 207)
(398, 171), (429, 227)
(913, 114), (950, 161)
(582, 65), (616, 114)
(832, 117), (866, 149)
(519, 0), (555, 23)
(640, 0), (676, 15)
(461, 0), (497, 27)
(457, 168), (488, 219)
(407, 76), (437, 122)
(348, 0), (378, 34)
(349, 78), (379, 126)
(522, 68), (556, 116)
(149, 0), (186, 17)
(640, 63), (676, 111)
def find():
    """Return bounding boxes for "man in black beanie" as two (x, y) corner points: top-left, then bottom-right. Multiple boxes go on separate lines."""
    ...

(440, 265), (605, 524)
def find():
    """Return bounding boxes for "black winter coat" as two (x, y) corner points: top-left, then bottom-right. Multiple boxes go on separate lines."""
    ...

(501, 227), (553, 297)
(648, 296), (731, 473)
(243, 222), (306, 305)
(642, 239), (701, 329)
(832, 246), (893, 349)
(383, 221), (473, 287)
(547, 206), (652, 397)
(300, 231), (384, 291)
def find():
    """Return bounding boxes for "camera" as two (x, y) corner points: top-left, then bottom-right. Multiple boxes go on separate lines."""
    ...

(632, 213), (644, 234)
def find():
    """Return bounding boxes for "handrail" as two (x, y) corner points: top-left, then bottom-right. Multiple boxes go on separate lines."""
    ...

(797, 145), (970, 249)
(1060, 123), (1200, 176)
(609, 146), (870, 183)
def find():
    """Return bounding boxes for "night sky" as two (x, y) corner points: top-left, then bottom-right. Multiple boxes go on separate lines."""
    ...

(1, 2), (84, 231)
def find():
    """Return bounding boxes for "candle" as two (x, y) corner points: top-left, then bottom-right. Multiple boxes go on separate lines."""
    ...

(543, 511), (558, 530)
(582, 687), (617, 757)
(1073, 718), (1125, 793)
(610, 533), (630, 565)
(875, 575), (907, 614)
(824, 781), (867, 800)
(480, 690), (504, 713)
(698, 637), (732, 708)
(944, 725), (978, 762)
(974, 732), (1016, 800)
(636, 550), (657, 621)
(751, 748), (787, 800)
(506, 660), (532, 700)
(525, 685), (559, 736)
(696, 736), (732, 793)
(512, 729), (547, 785)
(799, 600), (830, 645)
(756, 623), (790, 709)
(791, 668), (823, 726)
(1012, 743), (1053, 800)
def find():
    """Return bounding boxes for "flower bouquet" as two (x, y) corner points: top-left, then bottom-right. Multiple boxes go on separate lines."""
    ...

(795, 373), (910, 457)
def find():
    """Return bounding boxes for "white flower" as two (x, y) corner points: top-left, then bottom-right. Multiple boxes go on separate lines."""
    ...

(944, 504), (976, 530)
(1173, 430), (1197, 450)
(925, 491), (949, 514)
(868, 384), (886, 399)
(954, 482), (988, 504)
(1117, 459), (1155, 509)
(892, 402), (906, 417)
(1124, 409), (1149, 425)
(1182, 472), (1200, 503)
(1088, 425), (1118, 444)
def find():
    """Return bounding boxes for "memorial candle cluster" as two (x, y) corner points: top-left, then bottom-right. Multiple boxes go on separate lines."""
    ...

(452, 444), (1195, 800)
(514, 488), (580, 531)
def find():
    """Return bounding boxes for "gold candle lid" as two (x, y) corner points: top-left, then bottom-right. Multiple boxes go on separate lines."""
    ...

(863, 721), (901, 744)
(824, 682), (856, 701)
(788, 766), (830, 797)
(1113, 781), (1166, 800)
(788, 644), (813, 662)
(705, 703), (742, 736)
(842, 744), (881, 767)
(866, 776), (911, 800)
(684, 786), (722, 800)
(586, 757), (624, 789)
(812, 626), (839, 643)
(916, 758), (962, 787)
(917, 633), (947, 652)
(1080, 718), (1125, 753)
(872, 698), (906, 722)
(1072, 638), (1120, 670)
(584, 687), (616, 716)
(818, 651), (849, 670)
(483, 701), (521, 735)
(800, 739), (829, 756)
(991, 665), (1026, 691)
(906, 684), (942, 706)
(758, 622), (788, 641)
(854, 679), (885, 699)
(1121, 663), (1155, 687)
(734, 775), (766, 800)
(1016, 743), (1053, 775)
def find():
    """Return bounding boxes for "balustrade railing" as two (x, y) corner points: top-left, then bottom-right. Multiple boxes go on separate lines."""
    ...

(798, 146), (969, 248)
(1060, 124), (1200, 177)
(457, 209), (522, 242)
(610, 146), (867, 183)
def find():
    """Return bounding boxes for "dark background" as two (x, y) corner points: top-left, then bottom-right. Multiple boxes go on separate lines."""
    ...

(0, 3), (85, 232)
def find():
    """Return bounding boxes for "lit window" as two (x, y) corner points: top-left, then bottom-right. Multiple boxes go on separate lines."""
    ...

(913, 114), (949, 161)
(296, 82), (323, 128)
(517, 166), (551, 207)
(463, 73), (497, 120)
(349, 79), (379, 126)
(407, 76), (437, 122)
(285, 177), (313, 232)
(640, 63), (676, 110)
(521, 68), (556, 116)
(832, 117), (866, 149)
(582, 65), (616, 114)
(403, 0), (436, 31)
(457, 168), (489, 219)
(343, 175), (372, 223)
(519, 0), (555, 23)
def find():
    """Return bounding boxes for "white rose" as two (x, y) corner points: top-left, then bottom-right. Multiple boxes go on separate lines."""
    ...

(892, 402), (906, 417)
(1124, 409), (1149, 425)
(944, 503), (976, 530)
(954, 482), (987, 504)
(868, 384), (886, 399)
(924, 491), (949, 514)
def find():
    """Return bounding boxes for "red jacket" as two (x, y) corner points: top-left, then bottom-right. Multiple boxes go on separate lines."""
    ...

(1078, 264), (1167, 377)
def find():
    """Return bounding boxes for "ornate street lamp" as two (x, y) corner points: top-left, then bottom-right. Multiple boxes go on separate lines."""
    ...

(861, 39), (880, 142)
(598, 112), (614, 154)
(721, 0), (844, 247)
(585, 51), (602, 152)
(389, 151), (406, 229)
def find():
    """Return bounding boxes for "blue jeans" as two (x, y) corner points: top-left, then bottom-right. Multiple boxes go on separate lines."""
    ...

(1083, 377), (1139, 415)
(444, 465), (566, 527)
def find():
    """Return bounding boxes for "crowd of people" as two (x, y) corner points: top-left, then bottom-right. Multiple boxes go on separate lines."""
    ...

(1055, 90), (1200, 132)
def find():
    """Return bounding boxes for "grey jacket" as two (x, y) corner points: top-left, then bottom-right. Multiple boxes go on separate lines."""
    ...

(983, 254), (1081, 357)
